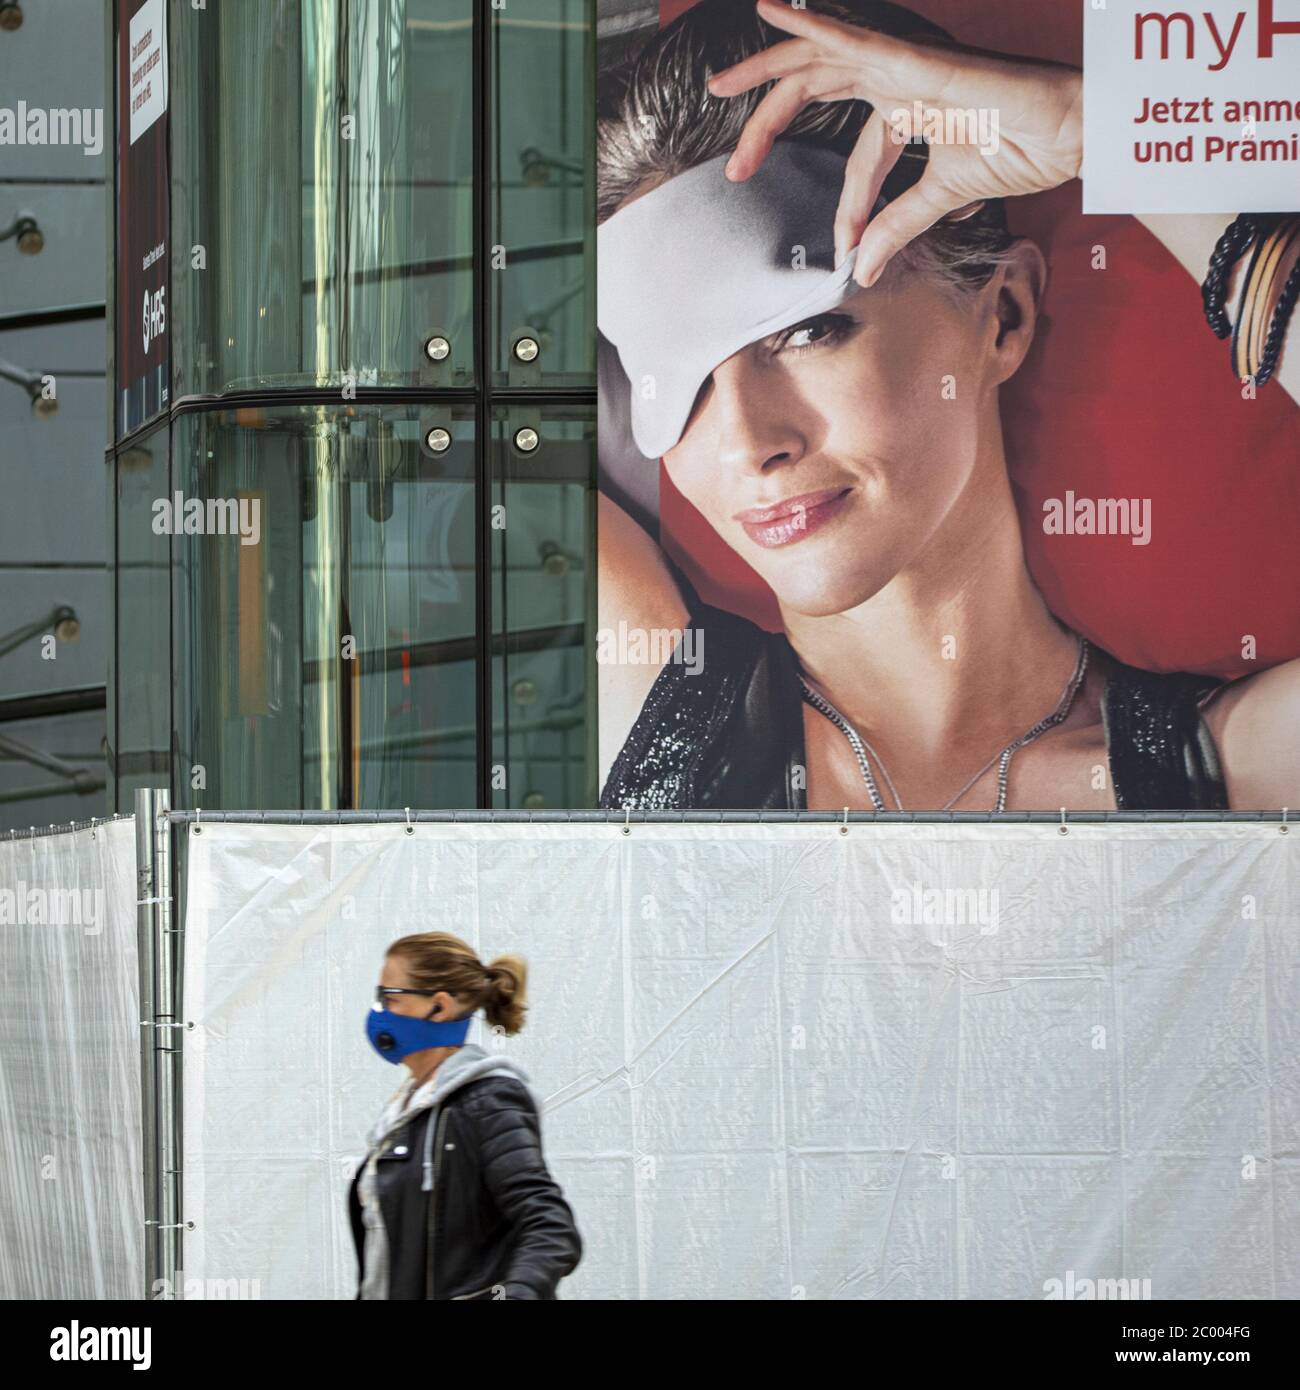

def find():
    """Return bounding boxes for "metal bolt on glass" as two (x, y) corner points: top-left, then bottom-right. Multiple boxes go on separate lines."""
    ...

(425, 427), (451, 454)
(53, 608), (80, 643)
(514, 427), (539, 453)
(513, 336), (540, 363)
(2, 214), (44, 253)
(16, 218), (42, 254)
(424, 335), (450, 362)
(540, 541), (569, 577)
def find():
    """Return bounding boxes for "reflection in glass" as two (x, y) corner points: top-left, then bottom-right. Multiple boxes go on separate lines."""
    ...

(172, 0), (475, 395)
(113, 427), (172, 811)
(491, 0), (594, 386)
(490, 405), (596, 807)
(172, 405), (477, 809)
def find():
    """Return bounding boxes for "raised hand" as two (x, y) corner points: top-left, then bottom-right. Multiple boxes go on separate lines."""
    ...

(708, 0), (1083, 286)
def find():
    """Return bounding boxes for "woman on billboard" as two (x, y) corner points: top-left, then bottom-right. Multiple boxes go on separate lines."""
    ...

(596, 0), (1300, 812)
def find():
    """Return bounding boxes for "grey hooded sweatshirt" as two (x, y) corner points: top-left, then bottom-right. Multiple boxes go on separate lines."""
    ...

(357, 1043), (536, 1300)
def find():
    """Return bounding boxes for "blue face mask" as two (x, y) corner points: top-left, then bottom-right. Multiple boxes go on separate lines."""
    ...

(366, 1004), (473, 1063)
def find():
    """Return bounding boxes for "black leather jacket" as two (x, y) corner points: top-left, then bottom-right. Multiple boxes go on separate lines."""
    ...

(348, 1073), (582, 1300)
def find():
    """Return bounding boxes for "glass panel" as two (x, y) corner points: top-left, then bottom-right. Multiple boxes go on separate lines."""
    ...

(491, 0), (594, 387)
(113, 426), (171, 811)
(172, 0), (475, 396)
(490, 404), (595, 808)
(172, 404), (477, 809)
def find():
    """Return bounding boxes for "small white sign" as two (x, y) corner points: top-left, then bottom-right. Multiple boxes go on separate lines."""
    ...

(128, 0), (167, 146)
(1083, 0), (1300, 213)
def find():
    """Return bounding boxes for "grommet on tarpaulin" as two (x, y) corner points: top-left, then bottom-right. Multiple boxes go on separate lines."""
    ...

(839, 807), (849, 836)
(621, 808), (631, 836)
(404, 807), (414, 836)
(1059, 807), (1069, 835)
(192, 807), (202, 836)
(1282, 808), (1289, 836)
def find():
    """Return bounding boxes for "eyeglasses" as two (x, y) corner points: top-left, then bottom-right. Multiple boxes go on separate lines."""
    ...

(375, 987), (437, 1007)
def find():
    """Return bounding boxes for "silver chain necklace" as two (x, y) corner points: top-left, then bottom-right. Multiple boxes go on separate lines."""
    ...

(799, 637), (1090, 812)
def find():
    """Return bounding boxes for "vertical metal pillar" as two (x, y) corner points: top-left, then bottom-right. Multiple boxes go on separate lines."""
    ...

(135, 787), (177, 1298)
(134, 788), (159, 1297)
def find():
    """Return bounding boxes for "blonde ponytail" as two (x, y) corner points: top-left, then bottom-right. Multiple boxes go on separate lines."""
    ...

(481, 953), (528, 1036)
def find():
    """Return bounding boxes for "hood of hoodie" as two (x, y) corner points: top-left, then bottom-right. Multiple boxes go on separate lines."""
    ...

(367, 1042), (535, 1149)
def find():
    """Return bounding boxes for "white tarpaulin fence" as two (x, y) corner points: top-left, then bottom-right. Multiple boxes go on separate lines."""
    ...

(181, 819), (1298, 1300)
(0, 818), (142, 1299)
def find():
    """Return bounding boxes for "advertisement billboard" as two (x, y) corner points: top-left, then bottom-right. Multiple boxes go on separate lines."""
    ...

(595, 0), (1300, 812)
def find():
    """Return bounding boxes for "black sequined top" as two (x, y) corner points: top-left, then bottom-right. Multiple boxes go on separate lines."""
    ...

(600, 602), (1230, 811)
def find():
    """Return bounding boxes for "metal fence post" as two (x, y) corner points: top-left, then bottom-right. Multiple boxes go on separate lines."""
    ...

(134, 789), (159, 1297)
(135, 787), (176, 1298)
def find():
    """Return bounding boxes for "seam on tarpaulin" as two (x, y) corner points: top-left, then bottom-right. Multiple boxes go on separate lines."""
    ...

(1261, 899), (1279, 1300)
(1109, 865), (1129, 1287)
(617, 820), (646, 1301)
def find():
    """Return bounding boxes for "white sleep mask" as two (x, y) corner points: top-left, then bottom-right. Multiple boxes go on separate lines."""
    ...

(597, 142), (871, 460)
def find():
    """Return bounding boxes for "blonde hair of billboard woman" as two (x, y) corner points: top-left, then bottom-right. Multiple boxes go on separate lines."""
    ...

(350, 933), (581, 1299)
(597, 0), (1300, 813)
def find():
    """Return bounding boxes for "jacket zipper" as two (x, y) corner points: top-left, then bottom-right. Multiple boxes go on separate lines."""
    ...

(424, 1108), (450, 1300)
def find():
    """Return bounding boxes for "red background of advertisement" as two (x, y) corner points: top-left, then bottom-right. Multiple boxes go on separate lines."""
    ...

(653, 0), (1300, 679)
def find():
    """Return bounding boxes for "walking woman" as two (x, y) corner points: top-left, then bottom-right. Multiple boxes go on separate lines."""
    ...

(350, 932), (582, 1299)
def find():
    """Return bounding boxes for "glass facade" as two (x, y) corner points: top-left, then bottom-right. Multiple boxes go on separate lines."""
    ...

(108, 0), (596, 812)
